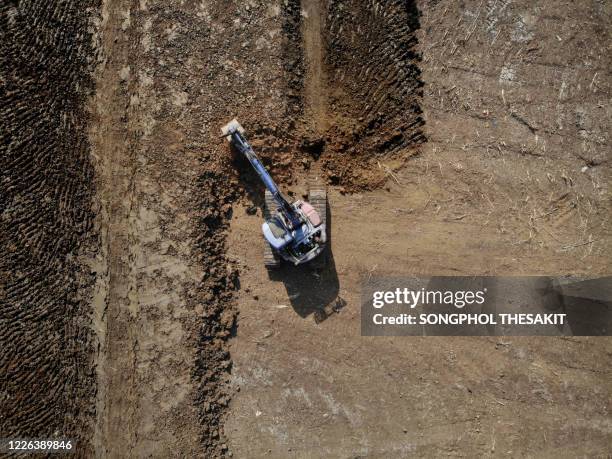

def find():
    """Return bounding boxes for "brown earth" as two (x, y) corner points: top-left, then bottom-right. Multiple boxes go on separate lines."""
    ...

(225, 0), (612, 457)
(1, 0), (610, 458)
(0, 1), (98, 454)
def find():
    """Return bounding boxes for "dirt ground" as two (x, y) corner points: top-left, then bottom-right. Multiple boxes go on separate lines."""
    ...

(1, 0), (98, 452)
(225, 0), (612, 457)
(1, 0), (610, 458)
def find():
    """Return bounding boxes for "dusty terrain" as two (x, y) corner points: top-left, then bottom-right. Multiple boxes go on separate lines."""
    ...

(1, 0), (610, 458)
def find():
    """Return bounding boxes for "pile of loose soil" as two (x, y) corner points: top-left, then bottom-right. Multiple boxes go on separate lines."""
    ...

(178, 2), (302, 454)
(254, 0), (427, 192)
(192, 163), (240, 456)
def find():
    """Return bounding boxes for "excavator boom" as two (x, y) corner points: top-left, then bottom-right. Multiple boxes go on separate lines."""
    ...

(221, 119), (327, 267)
(223, 120), (296, 224)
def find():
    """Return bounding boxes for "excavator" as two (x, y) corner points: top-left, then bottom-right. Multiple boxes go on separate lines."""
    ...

(221, 119), (327, 268)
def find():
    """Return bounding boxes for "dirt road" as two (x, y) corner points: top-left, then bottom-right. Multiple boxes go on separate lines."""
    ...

(90, 0), (204, 455)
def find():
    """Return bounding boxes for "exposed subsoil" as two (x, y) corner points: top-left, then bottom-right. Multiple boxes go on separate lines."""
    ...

(88, 0), (244, 456)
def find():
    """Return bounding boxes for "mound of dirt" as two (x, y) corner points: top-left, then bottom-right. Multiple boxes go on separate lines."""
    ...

(192, 164), (240, 456)
(322, 0), (426, 189)
(253, 0), (426, 192)
(0, 0), (98, 452)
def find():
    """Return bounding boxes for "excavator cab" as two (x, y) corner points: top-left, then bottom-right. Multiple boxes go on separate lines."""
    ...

(262, 215), (293, 250)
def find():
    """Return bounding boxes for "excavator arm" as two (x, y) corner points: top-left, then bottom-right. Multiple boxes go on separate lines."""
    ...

(222, 120), (297, 226)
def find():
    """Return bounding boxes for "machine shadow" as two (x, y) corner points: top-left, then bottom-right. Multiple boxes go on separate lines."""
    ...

(230, 140), (342, 320)
(268, 201), (343, 321)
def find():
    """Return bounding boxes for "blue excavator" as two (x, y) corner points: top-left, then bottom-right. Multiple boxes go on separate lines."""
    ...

(221, 119), (327, 268)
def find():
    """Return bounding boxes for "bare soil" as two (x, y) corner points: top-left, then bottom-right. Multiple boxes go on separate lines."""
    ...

(0, 1), (98, 454)
(1, 0), (610, 458)
(225, 0), (612, 457)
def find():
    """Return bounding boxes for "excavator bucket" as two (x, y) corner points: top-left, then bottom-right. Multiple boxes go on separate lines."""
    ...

(221, 118), (245, 142)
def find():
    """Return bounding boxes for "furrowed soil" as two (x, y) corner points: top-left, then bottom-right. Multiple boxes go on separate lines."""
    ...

(1, 1), (99, 454)
(1, 0), (610, 458)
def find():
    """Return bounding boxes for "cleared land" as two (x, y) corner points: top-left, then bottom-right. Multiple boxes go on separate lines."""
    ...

(0, 0), (610, 457)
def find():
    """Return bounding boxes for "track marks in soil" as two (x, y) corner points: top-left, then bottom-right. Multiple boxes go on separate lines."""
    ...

(277, 0), (426, 191)
(90, 0), (140, 454)
(0, 0), (98, 452)
(323, 0), (426, 186)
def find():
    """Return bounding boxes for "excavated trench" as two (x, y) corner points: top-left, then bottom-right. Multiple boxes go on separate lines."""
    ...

(321, 0), (425, 188)
(243, 0), (425, 192)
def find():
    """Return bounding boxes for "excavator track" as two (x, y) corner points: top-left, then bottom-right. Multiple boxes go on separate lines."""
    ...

(309, 190), (326, 227)
(308, 173), (327, 228)
(263, 190), (281, 269)
(308, 174), (327, 268)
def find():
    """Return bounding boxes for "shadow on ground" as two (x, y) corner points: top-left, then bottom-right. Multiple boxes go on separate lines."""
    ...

(268, 201), (344, 321)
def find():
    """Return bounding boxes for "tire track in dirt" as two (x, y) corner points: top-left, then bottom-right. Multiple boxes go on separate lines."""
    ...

(89, 0), (139, 454)
(0, 1), (98, 453)
(90, 1), (204, 456)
